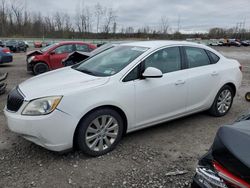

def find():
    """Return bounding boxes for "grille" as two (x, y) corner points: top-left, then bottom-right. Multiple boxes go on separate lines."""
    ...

(7, 87), (24, 112)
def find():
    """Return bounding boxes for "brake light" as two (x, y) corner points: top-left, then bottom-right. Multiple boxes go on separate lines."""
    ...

(213, 161), (250, 188)
(2, 48), (10, 53)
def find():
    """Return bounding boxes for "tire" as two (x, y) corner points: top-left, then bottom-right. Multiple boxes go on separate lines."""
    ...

(245, 92), (250, 102)
(76, 108), (124, 157)
(209, 85), (234, 117)
(33, 62), (49, 75)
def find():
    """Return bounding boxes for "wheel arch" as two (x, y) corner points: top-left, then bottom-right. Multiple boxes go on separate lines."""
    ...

(224, 82), (236, 97)
(73, 105), (128, 149)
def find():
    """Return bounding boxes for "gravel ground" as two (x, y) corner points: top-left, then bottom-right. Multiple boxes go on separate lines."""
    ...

(0, 47), (249, 188)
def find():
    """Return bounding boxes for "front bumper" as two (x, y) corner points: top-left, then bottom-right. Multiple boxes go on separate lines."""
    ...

(4, 107), (78, 152)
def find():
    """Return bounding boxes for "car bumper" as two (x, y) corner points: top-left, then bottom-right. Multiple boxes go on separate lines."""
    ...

(4, 107), (78, 152)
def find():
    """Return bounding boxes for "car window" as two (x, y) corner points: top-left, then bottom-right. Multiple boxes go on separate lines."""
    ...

(54, 44), (74, 54)
(144, 47), (181, 74)
(76, 44), (90, 52)
(185, 47), (211, 68)
(207, 50), (220, 63)
(123, 65), (140, 82)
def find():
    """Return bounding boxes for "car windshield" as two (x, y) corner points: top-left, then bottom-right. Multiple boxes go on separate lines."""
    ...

(73, 46), (148, 77)
(41, 43), (57, 52)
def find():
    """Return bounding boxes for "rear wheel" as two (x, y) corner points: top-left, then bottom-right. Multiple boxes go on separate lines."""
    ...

(76, 108), (124, 157)
(209, 85), (234, 117)
(33, 62), (49, 75)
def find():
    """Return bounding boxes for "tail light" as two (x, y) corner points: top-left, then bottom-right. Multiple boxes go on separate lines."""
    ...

(2, 48), (11, 53)
(213, 161), (250, 188)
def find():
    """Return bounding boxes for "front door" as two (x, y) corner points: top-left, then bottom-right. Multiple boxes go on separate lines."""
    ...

(50, 44), (74, 69)
(134, 46), (188, 128)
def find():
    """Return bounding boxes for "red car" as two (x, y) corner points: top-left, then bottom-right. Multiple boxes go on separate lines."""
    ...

(27, 41), (96, 75)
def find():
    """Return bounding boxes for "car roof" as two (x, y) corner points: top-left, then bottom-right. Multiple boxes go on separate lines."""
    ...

(57, 41), (90, 45)
(121, 40), (205, 49)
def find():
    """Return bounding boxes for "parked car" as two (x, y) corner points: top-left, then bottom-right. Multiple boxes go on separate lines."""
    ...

(34, 41), (43, 48)
(26, 41), (96, 75)
(192, 112), (250, 188)
(208, 39), (223, 46)
(228, 39), (241, 47)
(5, 41), (242, 156)
(5, 40), (27, 52)
(0, 47), (12, 64)
(62, 42), (123, 66)
(241, 40), (250, 47)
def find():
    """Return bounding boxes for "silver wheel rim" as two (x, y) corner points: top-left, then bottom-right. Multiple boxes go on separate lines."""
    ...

(217, 89), (232, 114)
(85, 115), (119, 152)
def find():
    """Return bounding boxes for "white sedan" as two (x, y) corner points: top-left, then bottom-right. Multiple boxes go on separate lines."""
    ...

(4, 41), (242, 156)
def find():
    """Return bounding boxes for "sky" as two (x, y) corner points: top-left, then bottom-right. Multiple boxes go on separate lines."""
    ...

(26, 0), (250, 33)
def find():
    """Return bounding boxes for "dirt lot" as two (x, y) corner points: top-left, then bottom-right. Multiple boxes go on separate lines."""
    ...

(0, 47), (249, 188)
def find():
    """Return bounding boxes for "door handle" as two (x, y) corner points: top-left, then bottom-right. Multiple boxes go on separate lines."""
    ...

(211, 71), (218, 76)
(175, 80), (186, 85)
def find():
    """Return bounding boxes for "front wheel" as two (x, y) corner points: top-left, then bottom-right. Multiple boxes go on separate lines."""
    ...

(209, 85), (234, 117)
(33, 62), (49, 75)
(76, 108), (124, 157)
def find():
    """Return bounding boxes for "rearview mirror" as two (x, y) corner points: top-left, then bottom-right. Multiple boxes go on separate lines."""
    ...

(142, 67), (163, 78)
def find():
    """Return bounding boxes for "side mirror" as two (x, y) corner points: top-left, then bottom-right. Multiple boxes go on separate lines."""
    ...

(142, 67), (163, 78)
(50, 51), (55, 55)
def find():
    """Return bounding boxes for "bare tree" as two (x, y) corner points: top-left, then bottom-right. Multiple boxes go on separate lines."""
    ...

(103, 8), (116, 34)
(160, 16), (169, 34)
(94, 3), (104, 33)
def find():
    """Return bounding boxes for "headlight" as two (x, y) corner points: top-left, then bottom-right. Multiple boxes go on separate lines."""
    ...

(22, 96), (62, 115)
(28, 56), (35, 63)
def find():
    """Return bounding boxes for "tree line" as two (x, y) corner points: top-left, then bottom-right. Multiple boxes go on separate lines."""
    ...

(0, 0), (249, 40)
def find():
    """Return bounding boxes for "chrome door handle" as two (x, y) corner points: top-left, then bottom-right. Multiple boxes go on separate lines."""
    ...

(211, 71), (218, 76)
(175, 80), (185, 85)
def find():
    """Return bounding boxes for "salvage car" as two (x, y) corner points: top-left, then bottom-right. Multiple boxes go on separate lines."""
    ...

(5, 41), (242, 156)
(26, 41), (96, 75)
(0, 47), (13, 64)
(192, 114), (250, 188)
(5, 40), (27, 52)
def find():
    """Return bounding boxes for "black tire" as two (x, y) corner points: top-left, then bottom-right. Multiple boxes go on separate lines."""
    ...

(33, 62), (49, 75)
(245, 92), (250, 102)
(76, 108), (124, 157)
(209, 85), (234, 117)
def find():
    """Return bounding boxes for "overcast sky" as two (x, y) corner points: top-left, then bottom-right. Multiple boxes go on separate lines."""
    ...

(27, 0), (250, 33)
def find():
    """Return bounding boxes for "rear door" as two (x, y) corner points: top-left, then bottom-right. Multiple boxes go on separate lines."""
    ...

(49, 44), (75, 69)
(183, 46), (221, 112)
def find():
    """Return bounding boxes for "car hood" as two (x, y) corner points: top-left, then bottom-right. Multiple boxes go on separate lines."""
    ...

(26, 50), (43, 57)
(19, 67), (109, 100)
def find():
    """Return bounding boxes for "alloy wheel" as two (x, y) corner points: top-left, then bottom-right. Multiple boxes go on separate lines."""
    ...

(85, 115), (119, 152)
(217, 89), (232, 114)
